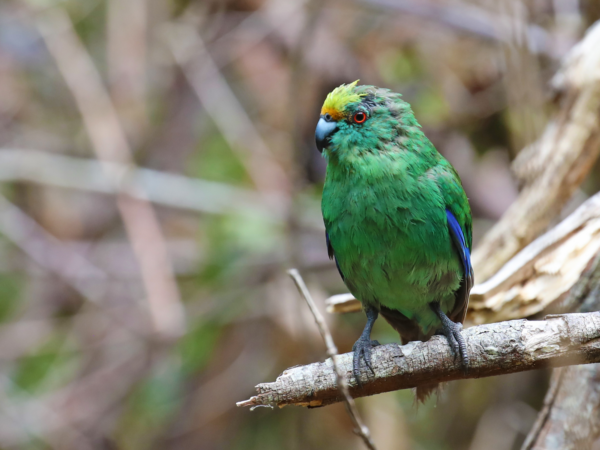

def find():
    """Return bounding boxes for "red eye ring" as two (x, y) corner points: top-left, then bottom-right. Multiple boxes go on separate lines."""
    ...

(353, 111), (367, 124)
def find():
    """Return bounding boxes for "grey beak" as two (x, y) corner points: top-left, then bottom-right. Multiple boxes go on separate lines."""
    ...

(315, 117), (338, 153)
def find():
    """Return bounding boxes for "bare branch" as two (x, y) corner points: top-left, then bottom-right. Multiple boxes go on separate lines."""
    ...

(0, 149), (281, 218)
(468, 192), (600, 324)
(238, 312), (600, 408)
(287, 269), (377, 450)
(34, 8), (184, 340)
(326, 293), (361, 314)
(522, 363), (600, 450)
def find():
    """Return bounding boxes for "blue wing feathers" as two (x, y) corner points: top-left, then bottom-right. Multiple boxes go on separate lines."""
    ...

(446, 209), (474, 306)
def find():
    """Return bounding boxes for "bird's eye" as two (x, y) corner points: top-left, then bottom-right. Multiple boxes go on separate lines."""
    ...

(324, 113), (332, 121)
(353, 111), (367, 124)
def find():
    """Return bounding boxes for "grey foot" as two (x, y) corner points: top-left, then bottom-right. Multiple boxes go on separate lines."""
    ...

(352, 337), (381, 386)
(431, 303), (469, 372)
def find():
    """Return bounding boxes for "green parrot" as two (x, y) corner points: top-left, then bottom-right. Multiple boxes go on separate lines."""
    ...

(315, 81), (473, 400)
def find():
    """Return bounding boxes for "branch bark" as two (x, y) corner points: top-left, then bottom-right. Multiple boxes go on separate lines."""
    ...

(238, 311), (600, 408)
(522, 364), (600, 450)
(521, 248), (600, 450)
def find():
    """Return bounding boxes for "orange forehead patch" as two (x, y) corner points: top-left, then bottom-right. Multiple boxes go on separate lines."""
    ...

(320, 81), (363, 121)
(320, 107), (346, 121)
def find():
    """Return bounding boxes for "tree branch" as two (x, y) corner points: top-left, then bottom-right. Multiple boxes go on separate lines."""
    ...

(521, 246), (600, 450)
(0, 149), (279, 218)
(521, 364), (600, 450)
(237, 311), (600, 408)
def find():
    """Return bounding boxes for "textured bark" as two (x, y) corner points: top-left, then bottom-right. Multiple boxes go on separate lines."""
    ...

(238, 312), (600, 408)
(522, 251), (600, 450)
(523, 364), (600, 450)
(468, 192), (600, 324)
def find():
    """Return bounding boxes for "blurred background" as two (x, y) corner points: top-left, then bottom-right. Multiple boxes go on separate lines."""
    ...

(0, 0), (598, 449)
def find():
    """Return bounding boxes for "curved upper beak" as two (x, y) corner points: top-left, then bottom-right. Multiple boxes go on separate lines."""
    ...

(315, 117), (338, 153)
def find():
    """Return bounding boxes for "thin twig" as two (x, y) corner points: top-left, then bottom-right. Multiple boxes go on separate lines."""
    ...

(287, 269), (377, 450)
(520, 367), (565, 450)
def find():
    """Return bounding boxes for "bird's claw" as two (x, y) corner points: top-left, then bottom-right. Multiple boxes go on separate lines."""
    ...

(439, 322), (469, 374)
(352, 337), (380, 386)
(431, 302), (469, 374)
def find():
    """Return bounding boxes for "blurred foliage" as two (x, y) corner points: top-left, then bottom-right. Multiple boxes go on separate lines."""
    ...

(0, 0), (598, 449)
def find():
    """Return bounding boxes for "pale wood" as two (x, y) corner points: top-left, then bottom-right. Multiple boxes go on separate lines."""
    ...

(471, 21), (600, 283)
(468, 192), (600, 324)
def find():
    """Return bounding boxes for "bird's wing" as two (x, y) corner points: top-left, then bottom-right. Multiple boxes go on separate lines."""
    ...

(434, 163), (473, 324)
(446, 209), (473, 323)
(326, 230), (346, 282)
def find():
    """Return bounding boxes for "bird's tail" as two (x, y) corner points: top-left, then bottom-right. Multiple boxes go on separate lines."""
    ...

(379, 306), (439, 404)
(415, 383), (439, 403)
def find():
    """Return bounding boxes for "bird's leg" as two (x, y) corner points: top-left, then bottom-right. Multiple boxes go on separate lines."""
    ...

(430, 302), (469, 372)
(352, 306), (380, 386)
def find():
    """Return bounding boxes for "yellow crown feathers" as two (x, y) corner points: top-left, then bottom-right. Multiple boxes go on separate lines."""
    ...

(321, 80), (364, 120)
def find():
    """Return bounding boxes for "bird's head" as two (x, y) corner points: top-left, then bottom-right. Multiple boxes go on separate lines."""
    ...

(315, 81), (418, 160)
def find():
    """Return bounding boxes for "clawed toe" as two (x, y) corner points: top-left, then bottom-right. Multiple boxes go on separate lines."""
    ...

(352, 338), (379, 386)
(448, 326), (469, 372)
(431, 302), (469, 373)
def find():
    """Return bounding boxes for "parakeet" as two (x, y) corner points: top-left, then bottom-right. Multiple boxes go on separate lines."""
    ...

(315, 81), (473, 401)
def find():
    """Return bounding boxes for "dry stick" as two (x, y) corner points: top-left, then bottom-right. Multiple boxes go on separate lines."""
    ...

(107, 0), (148, 141)
(0, 149), (279, 218)
(238, 311), (600, 409)
(287, 269), (377, 450)
(34, 8), (184, 340)
(521, 251), (600, 450)
(523, 363), (600, 450)
(520, 367), (565, 450)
